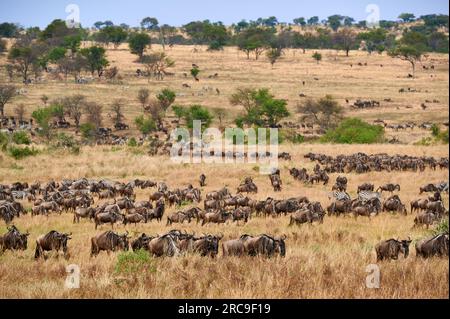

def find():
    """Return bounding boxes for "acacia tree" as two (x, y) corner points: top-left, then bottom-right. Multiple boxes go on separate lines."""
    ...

(333, 28), (357, 56)
(137, 88), (150, 110)
(80, 46), (109, 77)
(14, 104), (25, 122)
(236, 27), (275, 60)
(61, 94), (86, 128)
(111, 99), (125, 125)
(266, 48), (283, 68)
(297, 95), (343, 130)
(84, 101), (103, 129)
(128, 33), (151, 59)
(312, 52), (322, 64)
(0, 85), (16, 118)
(8, 37), (47, 83)
(140, 52), (175, 80)
(388, 32), (426, 77)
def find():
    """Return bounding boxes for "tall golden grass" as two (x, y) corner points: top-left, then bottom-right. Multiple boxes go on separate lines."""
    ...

(0, 144), (448, 298)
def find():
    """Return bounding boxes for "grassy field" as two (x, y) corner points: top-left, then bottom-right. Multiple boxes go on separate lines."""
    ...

(0, 45), (449, 299)
(0, 144), (448, 298)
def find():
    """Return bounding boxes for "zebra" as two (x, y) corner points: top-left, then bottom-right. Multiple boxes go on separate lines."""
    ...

(358, 191), (381, 203)
(435, 182), (449, 193)
(328, 191), (351, 201)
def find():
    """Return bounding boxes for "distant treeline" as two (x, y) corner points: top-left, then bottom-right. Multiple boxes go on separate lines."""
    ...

(0, 13), (448, 53)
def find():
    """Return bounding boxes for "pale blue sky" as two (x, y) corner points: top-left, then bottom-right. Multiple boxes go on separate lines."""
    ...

(0, 0), (448, 28)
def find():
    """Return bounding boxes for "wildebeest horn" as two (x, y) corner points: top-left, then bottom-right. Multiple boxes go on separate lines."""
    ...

(280, 234), (287, 240)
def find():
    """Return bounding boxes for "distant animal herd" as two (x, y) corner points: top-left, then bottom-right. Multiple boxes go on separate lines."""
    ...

(1, 152), (449, 261)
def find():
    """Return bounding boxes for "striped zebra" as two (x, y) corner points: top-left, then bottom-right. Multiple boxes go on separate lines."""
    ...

(328, 191), (351, 201)
(358, 191), (381, 203)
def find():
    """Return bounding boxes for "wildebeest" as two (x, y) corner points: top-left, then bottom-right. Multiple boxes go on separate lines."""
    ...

(357, 183), (374, 193)
(199, 174), (206, 187)
(35, 230), (72, 259)
(375, 238), (412, 261)
(0, 225), (29, 252)
(91, 231), (129, 256)
(191, 234), (223, 257)
(202, 210), (232, 226)
(241, 234), (286, 257)
(222, 237), (247, 257)
(383, 195), (407, 215)
(377, 183), (400, 193)
(415, 232), (449, 258)
(131, 233), (154, 251)
(148, 233), (180, 257)
(419, 183), (439, 194)
(73, 207), (96, 223)
(410, 198), (429, 214)
(237, 177), (258, 194)
(166, 210), (191, 225)
(289, 208), (325, 225)
(413, 211), (440, 229)
(327, 199), (352, 216)
(123, 212), (147, 226)
(231, 207), (251, 223)
(147, 199), (165, 222)
(94, 209), (124, 230)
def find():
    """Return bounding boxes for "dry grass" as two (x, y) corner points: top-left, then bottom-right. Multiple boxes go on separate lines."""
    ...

(0, 44), (448, 298)
(0, 144), (448, 299)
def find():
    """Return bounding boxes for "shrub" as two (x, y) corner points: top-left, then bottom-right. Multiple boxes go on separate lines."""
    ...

(135, 115), (156, 135)
(433, 218), (448, 236)
(321, 118), (385, 144)
(79, 123), (97, 140)
(115, 250), (156, 275)
(8, 146), (39, 159)
(0, 131), (9, 150)
(128, 137), (137, 147)
(12, 131), (31, 145)
(281, 129), (305, 144)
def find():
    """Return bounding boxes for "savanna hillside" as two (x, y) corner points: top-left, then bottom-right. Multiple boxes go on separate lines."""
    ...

(0, 15), (449, 299)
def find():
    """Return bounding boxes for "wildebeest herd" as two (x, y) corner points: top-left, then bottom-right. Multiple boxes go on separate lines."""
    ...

(0, 152), (449, 261)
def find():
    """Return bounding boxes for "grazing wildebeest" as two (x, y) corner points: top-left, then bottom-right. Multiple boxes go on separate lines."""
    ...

(383, 196), (407, 215)
(415, 232), (449, 258)
(166, 211), (191, 225)
(91, 231), (129, 256)
(192, 234), (223, 257)
(289, 209), (325, 225)
(269, 170), (282, 192)
(147, 199), (165, 222)
(202, 210), (232, 226)
(94, 210), (124, 230)
(149, 191), (165, 202)
(327, 200), (352, 216)
(413, 211), (440, 229)
(73, 207), (96, 223)
(199, 174), (206, 187)
(35, 230), (72, 259)
(0, 225), (29, 252)
(375, 238), (412, 261)
(242, 234), (286, 257)
(410, 199), (429, 214)
(357, 183), (374, 193)
(123, 212), (147, 226)
(419, 183), (439, 194)
(352, 204), (377, 219)
(377, 183), (400, 193)
(222, 237), (247, 257)
(232, 207), (251, 223)
(131, 233), (154, 251)
(147, 234), (180, 257)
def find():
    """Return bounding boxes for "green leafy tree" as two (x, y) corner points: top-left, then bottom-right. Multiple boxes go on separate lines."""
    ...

(389, 32), (426, 77)
(140, 52), (175, 80)
(312, 52), (322, 64)
(128, 33), (151, 58)
(398, 13), (416, 23)
(182, 105), (213, 129)
(307, 16), (319, 25)
(266, 48), (283, 68)
(293, 18), (306, 26)
(8, 38), (47, 83)
(80, 46), (109, 76)
(190, 66), (200, 79)
(98, 26), (128, 49)
(157, 89), (176, 111)
(297, 95), (343, 130)
(141, 17), (159, 31)
(0, 22), (18, 38)
(333, 28), (357, 56)
(357, 28), (389, 54)
(327, 15), (344, 31)
(32, 106), (54, 139)
(231, 88), (289, 128)
(135, 115), (157, 136)
(321, 118), (384, 144)
(236, 27), (276, 60)
(0, 85), (16, 118)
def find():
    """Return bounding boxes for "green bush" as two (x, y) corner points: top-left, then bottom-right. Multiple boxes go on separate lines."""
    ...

(0, 132), (9, 150)
(433, 218), (448, 236)
(79, 123), (97, 140)
(115, 250), (156, 275)
(8, 146), (39, 159)
(128, 137), (137, 147)
(321, 118), (384, 144)
(12, 131), (31, 145)
(134, 115), (156, 135)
